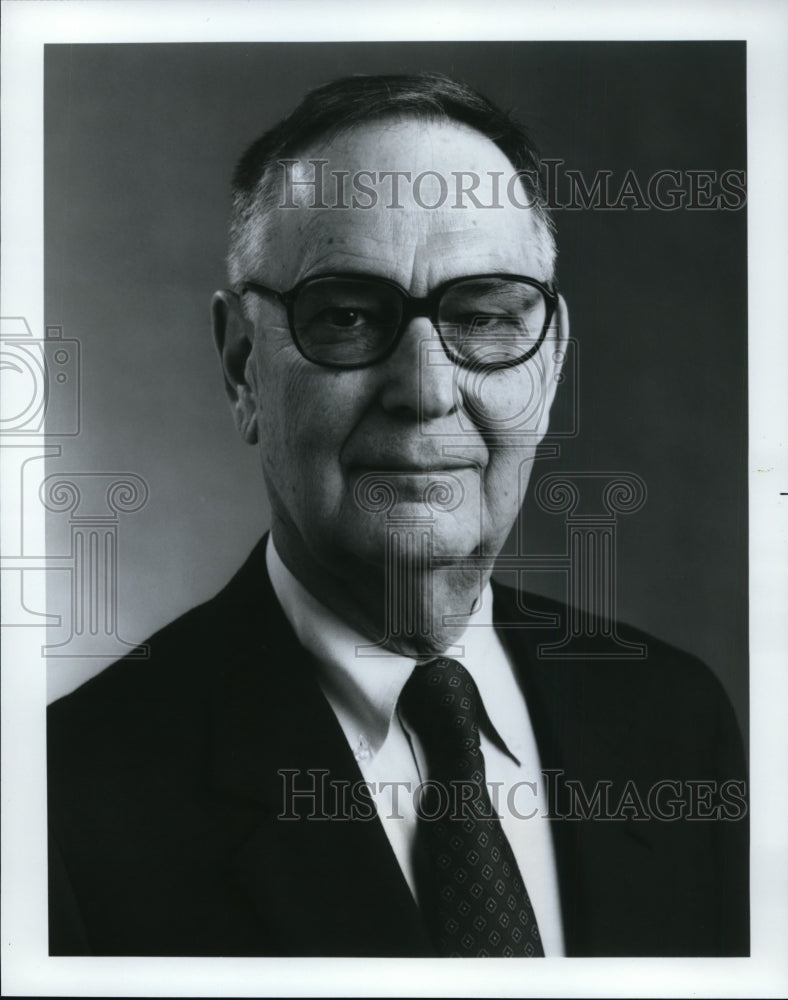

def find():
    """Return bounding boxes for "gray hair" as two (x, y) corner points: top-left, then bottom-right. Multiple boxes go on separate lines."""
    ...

(227, 72), (557, 286)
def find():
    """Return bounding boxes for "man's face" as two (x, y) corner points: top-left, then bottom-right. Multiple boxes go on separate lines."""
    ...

(219, 117), (566, 597)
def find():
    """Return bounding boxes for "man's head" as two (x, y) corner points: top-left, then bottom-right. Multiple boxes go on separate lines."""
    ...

(212, 73), (569, 652)
(225, 73), (557, 286)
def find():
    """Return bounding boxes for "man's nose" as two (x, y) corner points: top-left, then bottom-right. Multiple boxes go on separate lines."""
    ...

(378, 316), (457, 420)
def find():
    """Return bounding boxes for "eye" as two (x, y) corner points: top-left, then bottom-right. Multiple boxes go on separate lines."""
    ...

(469, 314), (506, 327)
(318, 307), (367, 328)
(458, 313), (525, 335)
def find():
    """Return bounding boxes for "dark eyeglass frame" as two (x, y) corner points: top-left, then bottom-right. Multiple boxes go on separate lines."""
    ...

(236, 271), (558, 371)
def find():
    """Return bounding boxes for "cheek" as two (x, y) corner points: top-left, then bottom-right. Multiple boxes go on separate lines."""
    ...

(483, 448), (536, 516)
(252, 353), (366, 493)
(463, 362), (553, 437)
(470, 368), (546, 513)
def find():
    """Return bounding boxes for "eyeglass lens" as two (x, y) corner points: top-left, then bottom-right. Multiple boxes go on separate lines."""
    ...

(291, 277), (548, 368)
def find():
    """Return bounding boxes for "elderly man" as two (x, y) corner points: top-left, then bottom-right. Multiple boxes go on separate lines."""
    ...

(48, 73), (747, 958)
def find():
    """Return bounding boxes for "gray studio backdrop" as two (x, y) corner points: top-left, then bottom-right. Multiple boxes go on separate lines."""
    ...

(44, 42), (748, 739)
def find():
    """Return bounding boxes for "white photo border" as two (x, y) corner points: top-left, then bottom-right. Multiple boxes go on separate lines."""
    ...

(2, 1), (787, 996)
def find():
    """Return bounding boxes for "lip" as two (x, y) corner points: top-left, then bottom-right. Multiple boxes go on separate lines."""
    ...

(349, 460), (480, 474)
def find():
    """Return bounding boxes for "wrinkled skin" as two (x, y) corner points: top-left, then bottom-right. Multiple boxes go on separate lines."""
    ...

(213, 118), (568, 654)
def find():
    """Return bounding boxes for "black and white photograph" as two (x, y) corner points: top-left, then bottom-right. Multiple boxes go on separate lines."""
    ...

(2, 2), (787, 997)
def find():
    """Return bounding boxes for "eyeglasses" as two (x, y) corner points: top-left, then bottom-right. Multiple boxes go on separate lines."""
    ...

(237, 272), (557, 371)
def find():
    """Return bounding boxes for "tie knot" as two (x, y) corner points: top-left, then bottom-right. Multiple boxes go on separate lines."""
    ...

(399, 657), (482, 768)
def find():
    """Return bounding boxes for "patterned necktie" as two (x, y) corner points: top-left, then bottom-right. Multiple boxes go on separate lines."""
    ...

(399, 656), (545, 957)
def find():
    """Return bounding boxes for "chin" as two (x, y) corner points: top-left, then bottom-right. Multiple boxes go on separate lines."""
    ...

(425, 514), (486, 560)
(325, 511), (478, 569)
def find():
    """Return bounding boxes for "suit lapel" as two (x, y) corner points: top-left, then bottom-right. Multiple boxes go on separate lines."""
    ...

(207, 539), (433, 956)
(203, 542), (653, 956)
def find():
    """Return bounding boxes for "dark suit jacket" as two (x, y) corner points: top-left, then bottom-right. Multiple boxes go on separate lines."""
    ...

(48, 536), (748, 956)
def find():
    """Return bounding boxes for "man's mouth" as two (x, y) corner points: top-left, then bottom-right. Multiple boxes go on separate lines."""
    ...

(348, 455), (483, 475)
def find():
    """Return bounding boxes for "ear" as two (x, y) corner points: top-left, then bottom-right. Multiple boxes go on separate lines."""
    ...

(211, 290), (259, 445)
(535, 292), (570, 435)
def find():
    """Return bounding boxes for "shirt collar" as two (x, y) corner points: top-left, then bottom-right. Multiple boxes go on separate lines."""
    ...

(266, 536), (523, 762)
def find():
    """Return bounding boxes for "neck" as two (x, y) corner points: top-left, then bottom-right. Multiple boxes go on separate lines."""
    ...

(270, 518), (490, 657)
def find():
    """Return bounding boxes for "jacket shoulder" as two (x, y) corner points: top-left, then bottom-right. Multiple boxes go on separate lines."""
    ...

(47, 535), (278, 768)
(495, 580), (735, 690)
(493, 581), (746, 778)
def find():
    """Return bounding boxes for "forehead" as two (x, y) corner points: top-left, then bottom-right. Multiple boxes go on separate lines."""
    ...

(260, 117), (550, 292)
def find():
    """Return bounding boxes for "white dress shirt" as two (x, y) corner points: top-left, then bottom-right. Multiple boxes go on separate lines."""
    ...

(266, 537), (565, 955)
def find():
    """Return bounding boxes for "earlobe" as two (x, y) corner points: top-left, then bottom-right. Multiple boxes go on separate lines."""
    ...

(211, 290), (259, 445)
(532, 294), (570, 441)
(545, 293), (570, 407)
(555, 293), (570, 344)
